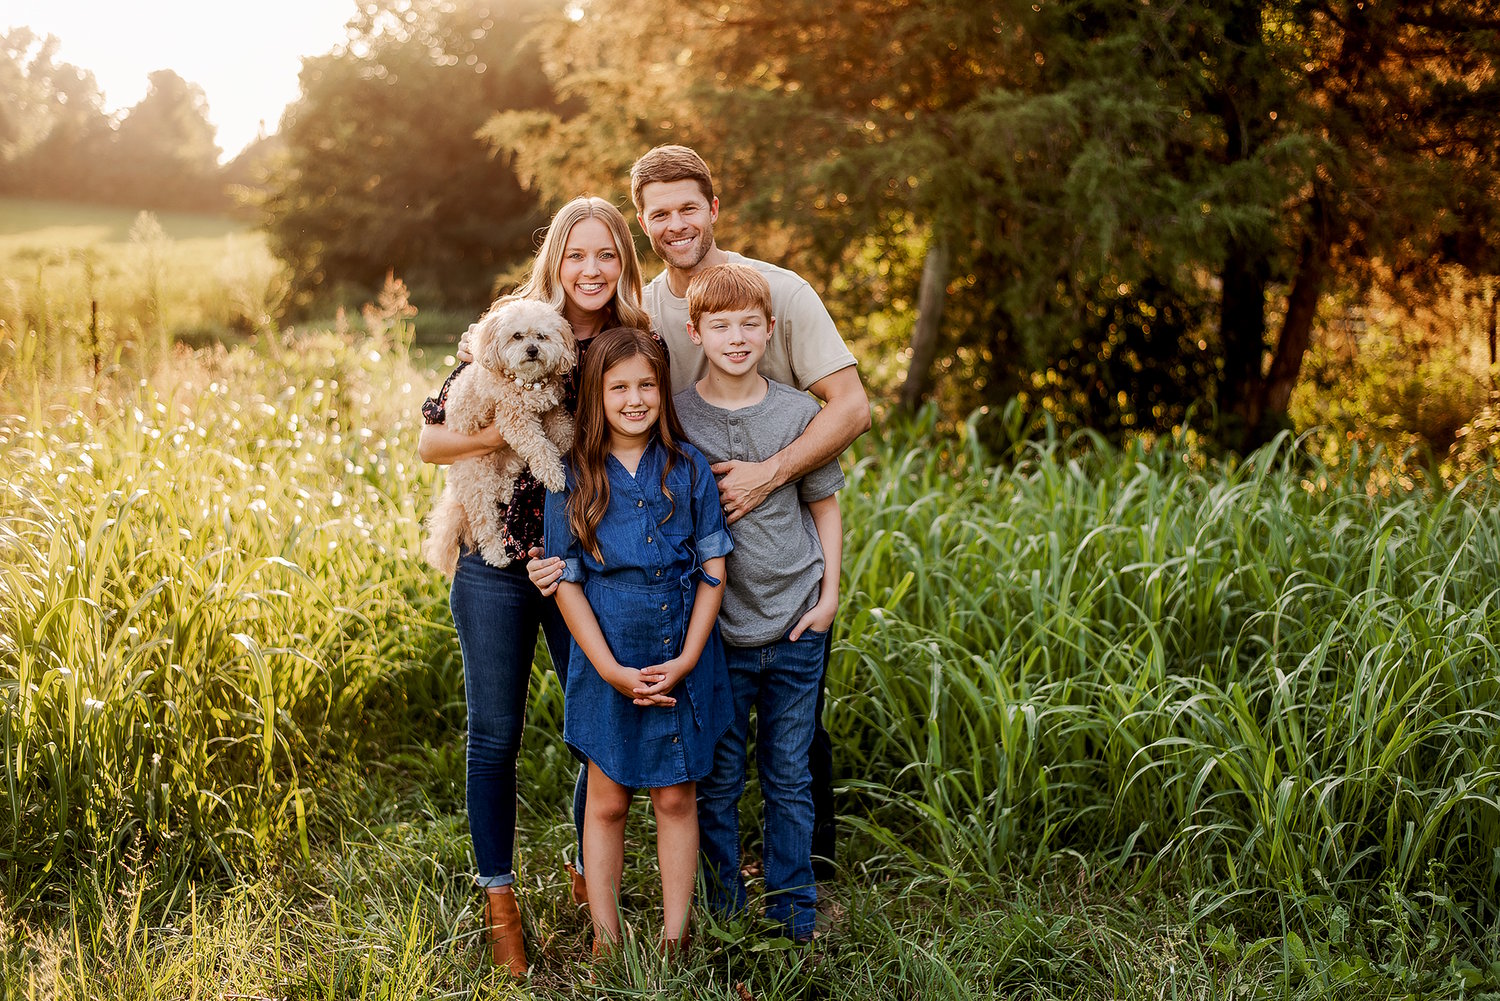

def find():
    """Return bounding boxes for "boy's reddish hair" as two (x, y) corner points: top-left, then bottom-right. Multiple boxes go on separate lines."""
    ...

(686, 263), (773, 329)
(630, 145), (715, 211)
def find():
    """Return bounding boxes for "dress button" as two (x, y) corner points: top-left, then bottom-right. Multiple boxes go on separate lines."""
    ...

(663, 637), (671, 645)
(637, 500), (643, 507)
(660, 603), (667, 611)
(646, 536), (653, 544)
(655, 569), (663, 577)
(672, 736), (679, 743)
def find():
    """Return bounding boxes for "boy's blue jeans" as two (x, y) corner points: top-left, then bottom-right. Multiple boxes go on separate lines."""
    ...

(697, 629), (826, 940)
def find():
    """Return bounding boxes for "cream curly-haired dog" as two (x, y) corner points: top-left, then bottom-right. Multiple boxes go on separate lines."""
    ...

(423, 299), (577, 575)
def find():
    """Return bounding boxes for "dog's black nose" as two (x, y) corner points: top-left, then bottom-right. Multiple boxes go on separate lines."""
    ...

(526, 345), (539, 358)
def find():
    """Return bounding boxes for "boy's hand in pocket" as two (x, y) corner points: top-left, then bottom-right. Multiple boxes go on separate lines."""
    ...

(789, 598), (837, 642)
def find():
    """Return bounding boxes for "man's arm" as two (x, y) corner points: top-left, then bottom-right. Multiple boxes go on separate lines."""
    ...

(712, 365), (870, 524)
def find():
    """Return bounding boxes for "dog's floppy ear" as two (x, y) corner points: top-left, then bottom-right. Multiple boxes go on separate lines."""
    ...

(475, 311), (506, 373)
(552, 312), (578, 373)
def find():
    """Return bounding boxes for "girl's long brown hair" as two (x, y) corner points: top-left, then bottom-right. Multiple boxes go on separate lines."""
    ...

(568, 327), (691, 563)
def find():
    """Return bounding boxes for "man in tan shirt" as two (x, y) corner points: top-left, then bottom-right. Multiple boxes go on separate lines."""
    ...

(633, 145), (869, 887)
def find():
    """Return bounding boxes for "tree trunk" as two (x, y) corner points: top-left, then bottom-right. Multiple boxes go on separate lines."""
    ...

(900, 237), (951, 409)
(1261, 228), (1330, 422)
(1212, 2), (1276, 449)
(1216, 239), (1270, 444)
(1488, 285), (1497, 399)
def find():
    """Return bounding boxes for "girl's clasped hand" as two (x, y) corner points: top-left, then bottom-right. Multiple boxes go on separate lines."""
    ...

(600, 659), (679, 707)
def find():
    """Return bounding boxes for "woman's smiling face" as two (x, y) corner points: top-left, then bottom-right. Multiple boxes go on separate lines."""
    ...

(558, 217), (623, 318)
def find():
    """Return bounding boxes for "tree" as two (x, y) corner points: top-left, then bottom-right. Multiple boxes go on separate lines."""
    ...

(484, 0), (1500, 448)
(0, 29), (114, 201)
(262, 0), (565, 315)
(705, 0), (1500, 445)
(109, 69), (224, 210)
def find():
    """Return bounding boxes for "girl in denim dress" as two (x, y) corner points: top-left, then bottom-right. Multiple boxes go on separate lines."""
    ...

(543, 327), (732, 955)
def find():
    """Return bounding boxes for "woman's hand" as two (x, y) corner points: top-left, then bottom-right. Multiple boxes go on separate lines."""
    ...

(456, 322), (477, 364)
(526, 546), (566, 596)
(635, 656), (693, 699)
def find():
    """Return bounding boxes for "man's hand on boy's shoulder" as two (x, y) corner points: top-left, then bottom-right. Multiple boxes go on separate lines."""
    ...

(712, 455), (784, 524)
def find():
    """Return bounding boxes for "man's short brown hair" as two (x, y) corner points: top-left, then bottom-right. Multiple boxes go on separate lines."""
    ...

(686, 263), (773, 329)
(630, 145), (715, 211)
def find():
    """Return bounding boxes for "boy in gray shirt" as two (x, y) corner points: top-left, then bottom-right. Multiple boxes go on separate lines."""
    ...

(675, 263), (843, 942)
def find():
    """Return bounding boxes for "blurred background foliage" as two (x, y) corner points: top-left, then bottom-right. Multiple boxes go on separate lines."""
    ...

(3, 0), (1499, 459)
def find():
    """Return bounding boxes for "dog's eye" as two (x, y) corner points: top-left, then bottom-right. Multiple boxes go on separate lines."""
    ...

(512, 332), (524, 340)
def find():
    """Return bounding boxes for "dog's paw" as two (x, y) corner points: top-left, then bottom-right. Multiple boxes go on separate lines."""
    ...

(545, 410), (575, 451)
(534, 459), (566, 493)
(478, 539), (512, 569)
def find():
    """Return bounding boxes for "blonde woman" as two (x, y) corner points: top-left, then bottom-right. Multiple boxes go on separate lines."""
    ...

(418, 196), (657, 974)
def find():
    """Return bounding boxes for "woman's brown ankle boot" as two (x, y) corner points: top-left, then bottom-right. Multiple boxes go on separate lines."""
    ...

(483, 886), (527, 975)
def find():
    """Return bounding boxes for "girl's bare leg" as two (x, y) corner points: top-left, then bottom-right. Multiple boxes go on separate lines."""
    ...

(583, 760), (631, 946)
(649, 781), (698, 942)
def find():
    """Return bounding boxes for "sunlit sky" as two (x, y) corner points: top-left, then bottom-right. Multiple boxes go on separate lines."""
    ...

(6, 0), (357, 161)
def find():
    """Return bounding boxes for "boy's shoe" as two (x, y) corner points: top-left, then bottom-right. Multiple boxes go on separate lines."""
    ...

(565, 862), (588, 906)
(482, 886), (528, 976)
(815, 891), (845, 934)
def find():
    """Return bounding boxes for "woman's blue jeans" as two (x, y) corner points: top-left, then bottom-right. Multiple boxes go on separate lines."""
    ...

(450, 551), (582, 887)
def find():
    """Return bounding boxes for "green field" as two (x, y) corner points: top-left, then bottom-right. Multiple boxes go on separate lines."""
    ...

(0, 197), (258, 246)
(3, 323), (1499, 998)
(0, 197), (285, 389)
(0, 199), (492, 398)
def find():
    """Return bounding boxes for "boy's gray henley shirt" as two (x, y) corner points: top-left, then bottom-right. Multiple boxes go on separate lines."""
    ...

(675, 379), (844, 647)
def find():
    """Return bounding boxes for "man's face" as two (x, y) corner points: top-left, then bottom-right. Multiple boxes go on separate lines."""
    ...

(637, 179), (718, 272)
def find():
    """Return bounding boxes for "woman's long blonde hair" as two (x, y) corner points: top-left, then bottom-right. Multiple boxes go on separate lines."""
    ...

(498, 196), (651, 330)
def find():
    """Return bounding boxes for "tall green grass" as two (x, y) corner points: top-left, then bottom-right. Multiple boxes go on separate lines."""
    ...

(835, 406), (1500, 940)
(4, 337), (1500, 994)
(0, 334), (451, 884)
